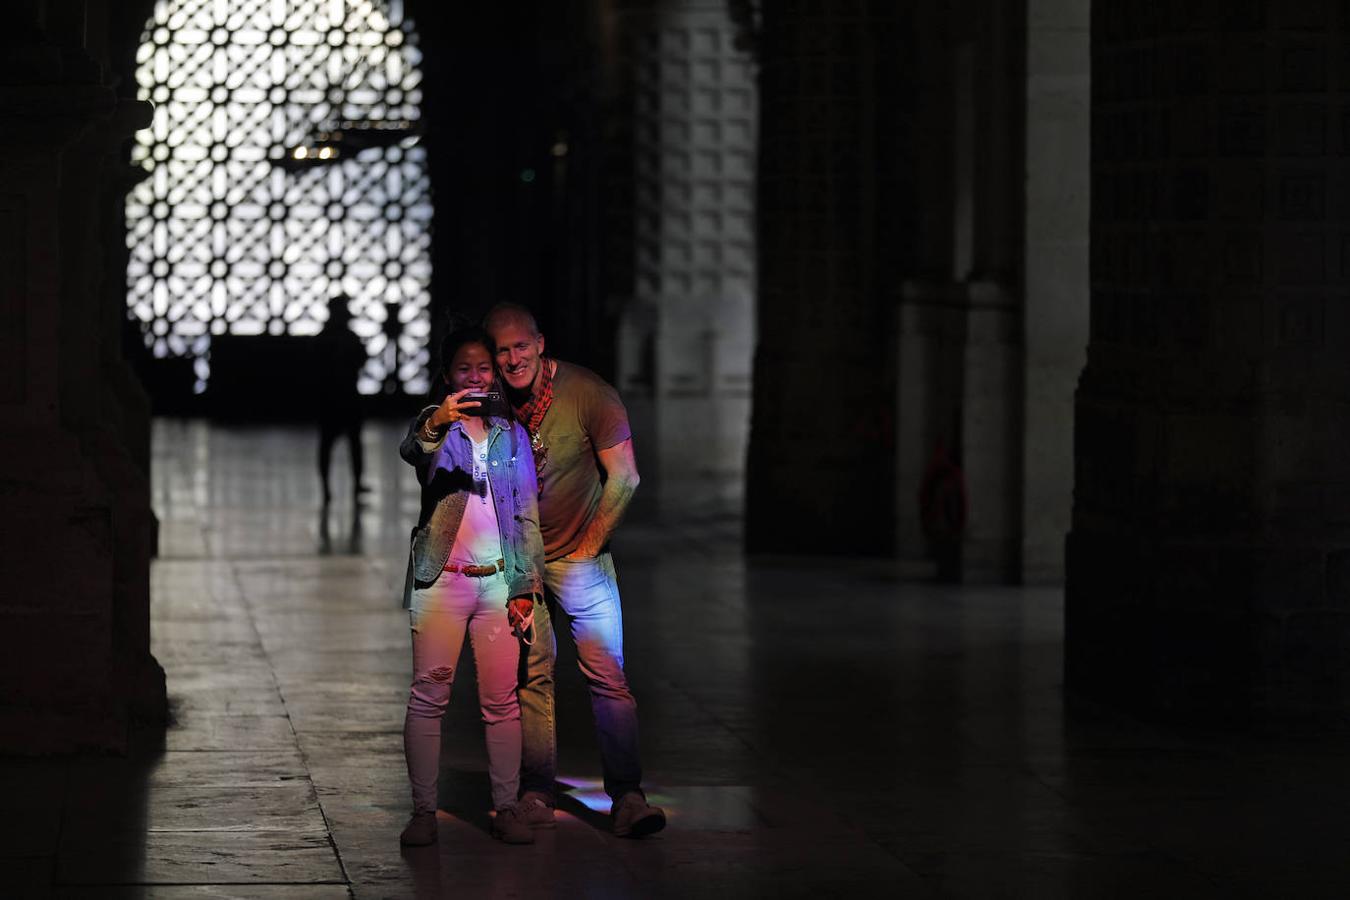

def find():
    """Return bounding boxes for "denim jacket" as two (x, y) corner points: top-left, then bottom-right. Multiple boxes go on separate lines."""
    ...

(399, 406), (545, 608)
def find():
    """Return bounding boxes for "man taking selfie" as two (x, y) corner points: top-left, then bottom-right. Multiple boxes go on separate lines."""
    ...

(484, 303), (666, 839)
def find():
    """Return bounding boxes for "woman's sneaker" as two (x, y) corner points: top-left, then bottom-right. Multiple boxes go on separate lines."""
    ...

(399, 811), (437, 846)
(611, 791), (666, 838)
(516, 791), (556, 829)
(492, 804), (536, 844)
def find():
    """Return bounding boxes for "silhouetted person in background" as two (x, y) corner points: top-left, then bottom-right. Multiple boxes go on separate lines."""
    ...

(317, 295), (368, 506)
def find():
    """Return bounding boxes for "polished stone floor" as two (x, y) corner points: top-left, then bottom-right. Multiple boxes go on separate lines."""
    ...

(9, 419), (1350, 898)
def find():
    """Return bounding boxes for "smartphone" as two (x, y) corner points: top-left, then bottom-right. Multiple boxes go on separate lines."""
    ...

(462, 391), (503, 417)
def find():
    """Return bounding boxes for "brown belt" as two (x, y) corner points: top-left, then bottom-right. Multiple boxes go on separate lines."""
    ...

(442, 558), (505, 577)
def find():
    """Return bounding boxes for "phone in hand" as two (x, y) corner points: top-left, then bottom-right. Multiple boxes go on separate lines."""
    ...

(462, 391), (503, 417)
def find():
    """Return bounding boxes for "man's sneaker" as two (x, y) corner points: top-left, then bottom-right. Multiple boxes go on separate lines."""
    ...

(492, 804), (536, 844)
(611, 791), (666, 838)
(517, 791), (556, 829)
(399, 811), (437, 846)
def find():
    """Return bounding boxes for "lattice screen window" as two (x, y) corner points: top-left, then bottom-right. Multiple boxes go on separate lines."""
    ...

(127, 0), (432, 395)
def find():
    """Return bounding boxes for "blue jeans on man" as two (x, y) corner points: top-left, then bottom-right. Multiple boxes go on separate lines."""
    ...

(519, 551), (643, 802)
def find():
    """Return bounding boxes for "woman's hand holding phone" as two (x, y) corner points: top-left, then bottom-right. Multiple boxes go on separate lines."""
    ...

(429, 388), (482, 428)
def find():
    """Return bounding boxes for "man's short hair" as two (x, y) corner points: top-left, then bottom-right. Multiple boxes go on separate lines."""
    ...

(482, 302), (540, 338)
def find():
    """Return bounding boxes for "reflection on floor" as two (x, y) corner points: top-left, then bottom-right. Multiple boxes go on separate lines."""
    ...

(8, 419), (1350, 897)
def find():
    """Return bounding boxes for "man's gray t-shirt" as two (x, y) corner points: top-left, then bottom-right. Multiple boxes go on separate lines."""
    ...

(536, 360), (631, 561)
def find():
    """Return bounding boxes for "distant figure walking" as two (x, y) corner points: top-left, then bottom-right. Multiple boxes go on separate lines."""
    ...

(317, 295), (368, 505)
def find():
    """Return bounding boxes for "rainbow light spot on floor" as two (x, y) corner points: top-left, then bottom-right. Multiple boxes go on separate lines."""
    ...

(556, 775), (676, 818)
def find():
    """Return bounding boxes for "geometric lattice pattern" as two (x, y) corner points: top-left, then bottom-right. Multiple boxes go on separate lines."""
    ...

(127, 0), (431, 394)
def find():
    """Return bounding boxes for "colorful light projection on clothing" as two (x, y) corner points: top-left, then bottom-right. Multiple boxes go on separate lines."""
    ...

(126, 0), (432, 395)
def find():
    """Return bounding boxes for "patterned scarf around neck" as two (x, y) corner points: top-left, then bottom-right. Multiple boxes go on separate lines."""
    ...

(511, 357), (555, 469)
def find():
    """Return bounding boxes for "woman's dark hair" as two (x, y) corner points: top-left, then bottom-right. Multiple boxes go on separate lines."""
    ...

(429, 325), (495, 406)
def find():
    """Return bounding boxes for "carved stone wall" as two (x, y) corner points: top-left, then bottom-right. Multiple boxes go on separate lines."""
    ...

(1069, 0), (1350, 723)
(612, 0), (757, 520)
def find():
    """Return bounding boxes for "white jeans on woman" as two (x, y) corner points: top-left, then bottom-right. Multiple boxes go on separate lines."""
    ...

(404, 567), (522, 813)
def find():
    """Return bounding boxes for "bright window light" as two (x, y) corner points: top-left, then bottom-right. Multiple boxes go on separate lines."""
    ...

(127, 0), (432, 395)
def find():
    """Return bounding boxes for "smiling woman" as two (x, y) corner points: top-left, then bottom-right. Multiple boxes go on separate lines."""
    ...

(396, 325), (547, 847)
(125, 0), (433, 396)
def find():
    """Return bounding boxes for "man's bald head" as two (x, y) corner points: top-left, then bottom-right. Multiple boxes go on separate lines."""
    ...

(482, 303), (540, 339)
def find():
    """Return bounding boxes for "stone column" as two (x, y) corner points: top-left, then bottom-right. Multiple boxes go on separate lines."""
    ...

(1069, 0), (1350, 723)
(1022, 0), (1089, 582)
(747, 1), (913, 555)
(610, 0), (757, 521)
(0, 0), (165, 753)
(893, 0), (1026, 581)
